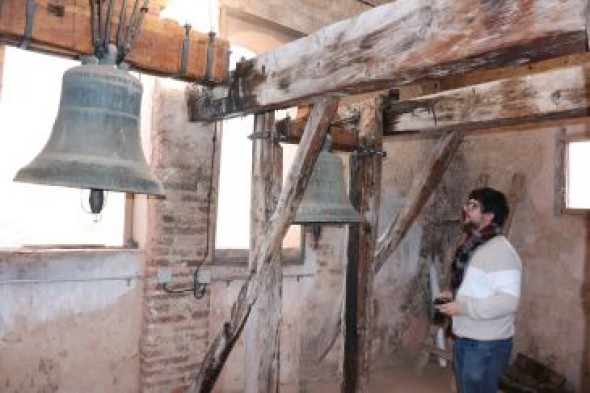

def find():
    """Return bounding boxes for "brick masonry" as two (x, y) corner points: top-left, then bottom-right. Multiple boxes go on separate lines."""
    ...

(140, 82), (218, 393)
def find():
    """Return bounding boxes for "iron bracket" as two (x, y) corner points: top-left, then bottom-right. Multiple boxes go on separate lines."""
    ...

(180, 24), (192, 76)
(353, 147), (387, 158)
(247, 131), (273, 140)
(19, 0), (37, 49)
(331, 111), (361, 127)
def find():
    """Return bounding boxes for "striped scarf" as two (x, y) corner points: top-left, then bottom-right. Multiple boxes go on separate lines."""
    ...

(450, 223), (502, 293)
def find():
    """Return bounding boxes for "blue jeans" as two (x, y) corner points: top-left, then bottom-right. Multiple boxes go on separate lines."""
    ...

(453, 337), (512, 393)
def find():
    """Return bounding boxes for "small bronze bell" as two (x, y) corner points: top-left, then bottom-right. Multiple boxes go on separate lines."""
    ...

(14, 49), (164, 207)
(293, 140), (361, 225)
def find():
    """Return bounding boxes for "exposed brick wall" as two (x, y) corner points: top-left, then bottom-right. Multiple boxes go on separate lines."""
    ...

(140, 82), (218, 393)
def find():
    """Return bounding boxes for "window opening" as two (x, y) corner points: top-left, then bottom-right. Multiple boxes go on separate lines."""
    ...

(0, 47), (129, 248)
(565, 139), (590, 210)
(214, 46), (302, 263)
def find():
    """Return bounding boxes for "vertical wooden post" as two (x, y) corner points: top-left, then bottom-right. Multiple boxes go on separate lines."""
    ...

(244, 112), (283, 393)
(342, 98), (383, 393)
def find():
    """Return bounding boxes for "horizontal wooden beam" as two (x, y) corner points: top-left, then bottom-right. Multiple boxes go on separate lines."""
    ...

(275, 106), (360, 151)
(189, 0), (587, 120)
(383, 65), (590, 135)
(0, 0), (229, 82)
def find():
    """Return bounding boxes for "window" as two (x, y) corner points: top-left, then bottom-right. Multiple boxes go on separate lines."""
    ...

(565, 139), (590, 210)
(214, 112), (302, 264)
(215, 115), (254, 250)
(213, 45), (301, 264)
(0, 47), (132, 248)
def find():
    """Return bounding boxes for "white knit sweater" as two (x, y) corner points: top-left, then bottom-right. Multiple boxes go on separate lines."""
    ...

(452, 235), (522, 341)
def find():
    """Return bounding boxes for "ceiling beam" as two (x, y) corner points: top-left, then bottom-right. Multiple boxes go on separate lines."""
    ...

(275, 105), (360, 152)
(383, 65), (590, 135)
(189, 0), (587, 121)
(0, 0), (229, 82)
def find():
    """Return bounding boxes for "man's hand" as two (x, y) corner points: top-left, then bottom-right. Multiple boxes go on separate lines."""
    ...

(436, 300), (463, 317)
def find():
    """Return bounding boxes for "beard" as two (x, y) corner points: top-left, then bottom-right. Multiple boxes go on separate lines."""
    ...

(462, 220), (478, 234)
(461, 211), (478, 233)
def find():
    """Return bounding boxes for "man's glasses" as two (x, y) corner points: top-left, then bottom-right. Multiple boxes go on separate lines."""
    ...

(463, 199), (481, 211)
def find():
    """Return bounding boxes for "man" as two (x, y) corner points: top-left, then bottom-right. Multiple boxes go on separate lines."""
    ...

(437, 187), (522, 393)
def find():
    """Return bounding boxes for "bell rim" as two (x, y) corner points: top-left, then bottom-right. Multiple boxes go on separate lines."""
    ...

(14, 164), (165, 196)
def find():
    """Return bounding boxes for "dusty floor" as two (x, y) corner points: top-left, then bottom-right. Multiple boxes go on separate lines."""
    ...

(298, 362), (456, 393)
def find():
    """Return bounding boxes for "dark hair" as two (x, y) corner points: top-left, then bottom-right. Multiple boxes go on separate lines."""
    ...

(469, 187), (509, 227)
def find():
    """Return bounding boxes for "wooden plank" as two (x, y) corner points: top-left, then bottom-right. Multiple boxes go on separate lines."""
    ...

(244, 112), (282, 393)
(0, 0), (229, 82)
(374, 131), (463, 273)
(189, 0), (587, 120)
(275, 107), (360, 152)
(185, 96), (339, 393)
(384, 65), (590, 135)
(342, 98), (383, 393)
(554, 129), (567, 215)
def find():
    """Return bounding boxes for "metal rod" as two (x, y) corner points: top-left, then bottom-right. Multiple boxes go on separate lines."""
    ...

(104, 0), (115, 48)
(205, 31), (216, 82)
(124, 0), (149, 56)
(123, 0), (141, 52)
(90, 0), (97, 48)
(0, 275), (144, 285)
(116, 0), (129, 51)
(97, 0), (103, 50)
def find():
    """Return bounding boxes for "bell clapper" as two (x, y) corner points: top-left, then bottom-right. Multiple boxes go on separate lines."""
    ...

(309, 224), (322, 249)
(89, 188), (105, 215)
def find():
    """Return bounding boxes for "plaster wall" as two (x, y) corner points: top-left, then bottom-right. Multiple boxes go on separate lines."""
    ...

(448, 126), (586, 391)
(377, 123), (587, 391)
(0, 250), (144, 393)
(221, 0), (368, 36)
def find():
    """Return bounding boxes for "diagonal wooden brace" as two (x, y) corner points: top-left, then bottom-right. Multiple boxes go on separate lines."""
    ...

(185, 96), (339, 393)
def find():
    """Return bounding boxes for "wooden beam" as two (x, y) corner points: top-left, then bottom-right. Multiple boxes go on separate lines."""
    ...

(244, 112), (282, 393)
(384, 65), (590, 135)
(189, 0), (587, 120)
(185, 96), (339, 393)
(275, 107), (360, 152)
(374, 131), (463, 273)
(0, 0), (229, 82)
(342, 98), (383, 393)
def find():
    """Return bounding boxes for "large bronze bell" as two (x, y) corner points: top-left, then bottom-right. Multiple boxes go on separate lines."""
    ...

(14, 57), (164, 198)
(293, 148), (361, 224)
